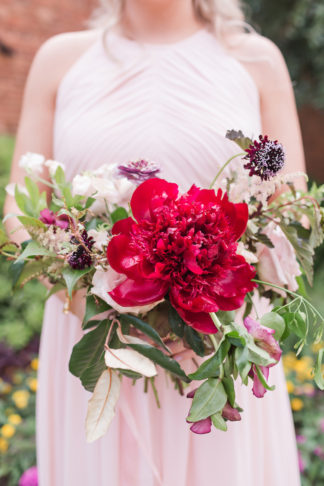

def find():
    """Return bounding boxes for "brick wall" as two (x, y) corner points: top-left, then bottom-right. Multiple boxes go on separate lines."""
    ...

(0, 0), (97, 133)
(0, 1), (323, 181)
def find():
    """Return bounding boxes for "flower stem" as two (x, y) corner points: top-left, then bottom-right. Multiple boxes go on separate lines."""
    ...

(209, 152), (245, 189)
(150, 377), (161, 408)
(210, 312), (222, 331)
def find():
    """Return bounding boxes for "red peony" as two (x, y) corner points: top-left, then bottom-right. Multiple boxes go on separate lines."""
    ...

(107, 178), (256, 333)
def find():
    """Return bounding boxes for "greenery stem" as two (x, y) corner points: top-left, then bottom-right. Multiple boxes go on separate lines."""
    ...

(209, 152), (245, 189)
(150, 377), (161, 408)
(210, 312), (223, 331)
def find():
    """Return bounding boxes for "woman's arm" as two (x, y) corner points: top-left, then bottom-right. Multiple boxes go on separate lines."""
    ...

(3, 33), (96, 320)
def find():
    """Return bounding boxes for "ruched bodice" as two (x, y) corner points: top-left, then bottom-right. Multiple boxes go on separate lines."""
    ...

(53, 27), (261, 189)
(36, 26), (300, 486)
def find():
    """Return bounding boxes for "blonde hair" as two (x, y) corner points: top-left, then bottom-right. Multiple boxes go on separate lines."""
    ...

(87, 0), (254, 63)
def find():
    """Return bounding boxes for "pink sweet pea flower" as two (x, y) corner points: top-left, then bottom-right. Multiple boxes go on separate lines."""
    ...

(39, 208), (69, 229)
(244, 316), (282, 398)
(19, 466), (38, 486)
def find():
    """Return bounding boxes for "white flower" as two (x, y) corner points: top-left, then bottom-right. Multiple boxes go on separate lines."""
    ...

(18, 152), (45, 176)
(72, 174), (94, 197)
(236, 242), (258, 264)
(44, 159), (65, 177)
(5, 182), (28, 197)
(91, 267), (162, 315)
(88, 229), (109, 251)
(91, 177), (135, 206)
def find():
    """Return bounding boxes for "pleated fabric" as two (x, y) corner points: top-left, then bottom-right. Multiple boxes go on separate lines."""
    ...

(36, 26), (301, 485)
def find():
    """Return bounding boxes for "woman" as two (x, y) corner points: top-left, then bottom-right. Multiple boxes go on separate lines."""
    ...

(4, 0), (305, 484)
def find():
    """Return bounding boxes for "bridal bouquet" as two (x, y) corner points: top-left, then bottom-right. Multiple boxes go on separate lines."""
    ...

(2, 130), (324, 441)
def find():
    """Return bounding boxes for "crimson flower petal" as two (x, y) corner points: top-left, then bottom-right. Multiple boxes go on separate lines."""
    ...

(130, 178), (178, 222)
(173, 303), (218, 334)
(112, 217), (135, 235)
(107, 234), (142, 279)
(251, 365), (269, 398)
(109, 277), (169, 307)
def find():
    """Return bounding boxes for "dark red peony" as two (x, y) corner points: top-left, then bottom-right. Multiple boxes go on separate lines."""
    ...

(106, 179), (256, 333)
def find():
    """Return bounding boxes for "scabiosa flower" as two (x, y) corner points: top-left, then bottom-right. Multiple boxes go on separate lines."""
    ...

(243, 135), (285, 181)
(68, 230), (94, 270)
(118, 159), (160, 182)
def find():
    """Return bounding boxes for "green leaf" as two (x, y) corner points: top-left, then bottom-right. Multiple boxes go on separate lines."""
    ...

(120, 314), (170, 353)
(187, 379), (227, 422)
(168, 304), (185, 337)
(255, 231), (275, 248)
(188, 340), (230, 380)
(54, 165), (66, 185)
(82, 294), (111, 328)
(45, 282), (66, 300)
(215, 311), (236, 325)
(225, 129), (252, 150)
(247, 341), (276, 367)
(184, 327), (205, 357)
(126, 342), (190, 382)
(17, 215), (46, 229)
(254, 365), (275, 391)
(222, 376), (235, 407)
(24, 176), (40, 207)
(211, 412), (227, 431)
(235, 346), (251, 382)
(62, 266), (92, 298)
(279, 221), (314, 285)
(14, 259), (48, 288)
(14, 184), (36, 217)
(15, 241), (55, 263)
(69, 320), (110, 378)
(80, 353), (107, 392)
(118, 369), (143, 380)
(111, 207), (129, 224)
(314, 348), (324, 390)
(8, 260), (25, 287)
(82, 319), (103, 331)
(287, 311), (307, 339)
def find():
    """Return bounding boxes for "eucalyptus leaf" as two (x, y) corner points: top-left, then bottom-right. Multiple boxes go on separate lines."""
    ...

(111, 207), (129, 224)
(187, 379), (227, 422)
(62, 266), (93, 298)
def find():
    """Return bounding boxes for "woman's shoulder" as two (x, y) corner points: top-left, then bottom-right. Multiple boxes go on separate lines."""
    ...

(225, 32), (293, 98)
(30, 29), (102, 94)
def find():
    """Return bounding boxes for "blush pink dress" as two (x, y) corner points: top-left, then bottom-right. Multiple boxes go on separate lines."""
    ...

(36, 26), (301, 486)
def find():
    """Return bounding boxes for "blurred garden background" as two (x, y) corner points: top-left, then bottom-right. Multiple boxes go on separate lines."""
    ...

(0, 0), (323, 485)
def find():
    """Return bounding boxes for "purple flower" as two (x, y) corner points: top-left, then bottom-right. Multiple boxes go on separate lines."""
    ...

(68, 230), (94, 270)
(298, 450), (305, 473)
(118, 159), (160, 182)
(244, 316), (282, 398)
(39, 208), (69, 230)
(243, 135), (285, 181)
(296, 434), (306, 444)
(313, 447), (324, 460)
(19, 466), (38, 486)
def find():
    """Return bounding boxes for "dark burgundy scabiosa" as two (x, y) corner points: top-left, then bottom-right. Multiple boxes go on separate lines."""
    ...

(39, 208), (69, 230)
(243, 135), (285, 181)
(106, 178), (257, 334)
(68, 230), (94, 270)
(118, 159), (160, 182)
